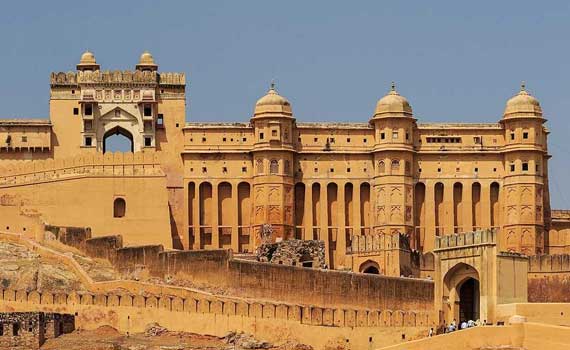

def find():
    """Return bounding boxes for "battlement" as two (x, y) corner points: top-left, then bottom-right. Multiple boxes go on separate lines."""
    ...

(348, 233), (410, 254)
(551, 210), (570, 221)
(50, 70), (185, 87)
(434, 229), (497, 250)
(0, 151), (164, 187)
(528, 254), (570, 272)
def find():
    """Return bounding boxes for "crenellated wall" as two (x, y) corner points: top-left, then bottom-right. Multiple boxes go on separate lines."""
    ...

(528, 254), (570, 302)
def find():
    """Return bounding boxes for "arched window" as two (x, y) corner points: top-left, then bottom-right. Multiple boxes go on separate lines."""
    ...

(391, 160), (400, 173)
(378, 161), (386, 174)
(256, 159), (264, 174)
(270, 159), (279, 174)
(113, 198), (126, 218)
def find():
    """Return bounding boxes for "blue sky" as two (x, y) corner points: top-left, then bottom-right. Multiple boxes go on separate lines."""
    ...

(1, 1), (570, 208)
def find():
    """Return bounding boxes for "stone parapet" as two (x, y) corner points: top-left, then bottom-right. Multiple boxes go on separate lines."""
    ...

(434, 229), (496, 251)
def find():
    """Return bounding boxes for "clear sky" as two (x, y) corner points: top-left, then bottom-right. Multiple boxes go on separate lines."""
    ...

(1, 1), (569, 208)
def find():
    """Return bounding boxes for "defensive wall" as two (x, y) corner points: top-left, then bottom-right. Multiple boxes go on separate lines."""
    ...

(0, 288), (430, 350)
(80, 232), (434, 312)
(527, 254), (570, 302)
(0, 151), (172, 248)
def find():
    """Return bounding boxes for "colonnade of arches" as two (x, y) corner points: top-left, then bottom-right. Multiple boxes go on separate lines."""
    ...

(414, 181), (500, 250)
(188, 181), (252, 252)
(187, 179), (502, 255)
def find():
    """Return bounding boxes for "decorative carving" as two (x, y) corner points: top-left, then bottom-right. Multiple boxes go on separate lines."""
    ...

(376, 206), (386, 224)
(268, 186), (280, 203)
(507, 205), (517, 224)
(390, 205), (402, 222)
(268, 205), (281, 222)
(255, 206), (265, 222)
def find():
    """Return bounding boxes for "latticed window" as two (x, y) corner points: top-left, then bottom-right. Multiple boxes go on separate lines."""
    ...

(270, 159), (279, 174)
(256, 159), (264, 174)
(378, 161), (386, 174)
(391, 160), (400, 172)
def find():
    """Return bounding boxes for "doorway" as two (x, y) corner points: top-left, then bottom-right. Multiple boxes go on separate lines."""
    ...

(459, 278), (480, 321)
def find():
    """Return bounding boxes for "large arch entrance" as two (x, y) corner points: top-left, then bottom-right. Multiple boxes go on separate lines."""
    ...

(359, 260), (381, 274)
(442, 262), (480, 323)
(103, 126), (134, 153)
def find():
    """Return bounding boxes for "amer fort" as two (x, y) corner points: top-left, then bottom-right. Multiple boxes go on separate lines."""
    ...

(0, 51), (570, 349)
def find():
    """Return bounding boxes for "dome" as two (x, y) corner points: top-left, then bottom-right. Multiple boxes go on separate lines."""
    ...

(503, 83), (542, 118)
(253, 82), (293, 117)
(76, 50), (100, 71)
(136, 51), (158, 71)
(373, 83), (413, 117)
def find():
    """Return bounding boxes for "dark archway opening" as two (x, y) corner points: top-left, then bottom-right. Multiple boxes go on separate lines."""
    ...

(103, 126), (134, 153)
(459, 278), (480, 322)
(363, 266), (380, 274)
(114, 198), (126, 218)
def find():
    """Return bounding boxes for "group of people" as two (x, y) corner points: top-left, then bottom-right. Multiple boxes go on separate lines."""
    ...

(429, 319), (487, 336)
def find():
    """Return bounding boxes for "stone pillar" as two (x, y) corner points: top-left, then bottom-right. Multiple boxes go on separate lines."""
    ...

(320, 182), (329, 265)
(463, 181), (473, 232)
(444, 181), (454, 235)
(304, 183), (313, 240)
(424, 181), (436, 251)
(353, 181), (361, 236)
(212, 182), (219, 249)
(481, 181), (491, 229)
(231, 183), (239, 252)
(337, 181), (346, 267)
(193, 183), (201, 250)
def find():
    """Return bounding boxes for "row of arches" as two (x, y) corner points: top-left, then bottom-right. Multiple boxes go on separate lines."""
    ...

(188, 182), (251, 252)
(414, 181), (500, 249)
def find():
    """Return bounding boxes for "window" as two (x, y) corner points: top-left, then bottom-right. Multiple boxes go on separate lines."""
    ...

(222, 167), (228, 173)
(391, 160), (400, 172)
(405, 161), (411, 175)
(473, 136), (481, 144)
(392, 130), (399, 139)
(223, 137), (227, 142)
(378, 161), (386, 173)
(314, 167), (318, 173)
(510, 132), (515, 140)
(202, 137), (206, 142)
(144, 137), (152, 147)
(270, 159), (279, 174)
(156, 114), (164, 128)
(284, 160), (290, 174)
(256, 159), (263, 174)
(314, 137), (318, 142)
(347, 167), (351, 173)
(85, 137), (92, 147)
(510, 163), (515, 172)
(243, 137), (247, 142)
(272, 130), (278, 137)
(242, 167), (247, 173)
(536, 164), (540, 174)
(260, 132), (264, 140)
(363, 138), (367, 143)
(84, 120), (93, 131)
(437, 168), (441, 173)
(329, 137), (335, 143)
(330, 168), (334, 173)
(406, 132), (409, 140)
(523, 131), (529, 139)
(380, 132), (385, 140)
(144, 104), (152, 117)
(85, 104), (93, 116)
(347, 137), (351, 143)
(21, 136), (27, 142)
(12, 323), (19, 336)
(202, 167), (207, 173)
(113, 198), (126, 218)
(474, 167), (479, 173)
(73, 107), (79, 115)
(522, 162), (529, 171)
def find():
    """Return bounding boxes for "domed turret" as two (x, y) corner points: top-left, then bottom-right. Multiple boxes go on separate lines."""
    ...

(372, 82), (413, 119)
(136, 51), (158, 71)
(77, 50), (100, 71)
(503, 83), (542, 119)
(253, 82), (293, 118)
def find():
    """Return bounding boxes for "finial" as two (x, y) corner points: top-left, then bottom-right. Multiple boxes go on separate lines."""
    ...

(520, 81), (526, 92)
(391, 81), (396, 92)
(270, 79), (276, 90)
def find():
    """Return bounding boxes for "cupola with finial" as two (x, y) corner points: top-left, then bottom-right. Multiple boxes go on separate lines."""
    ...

(252, 81), (293, 119)
(503, 82), (542, 119)
(77, 50), (100, 71)
(136, 51), (158, 71)
(372, 82), (413, 120)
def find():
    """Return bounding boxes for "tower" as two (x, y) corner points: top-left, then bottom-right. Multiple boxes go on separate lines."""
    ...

(500, 83), (549, 254)
(250, 83), (296, 248)
(370, 83), (417, 245)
